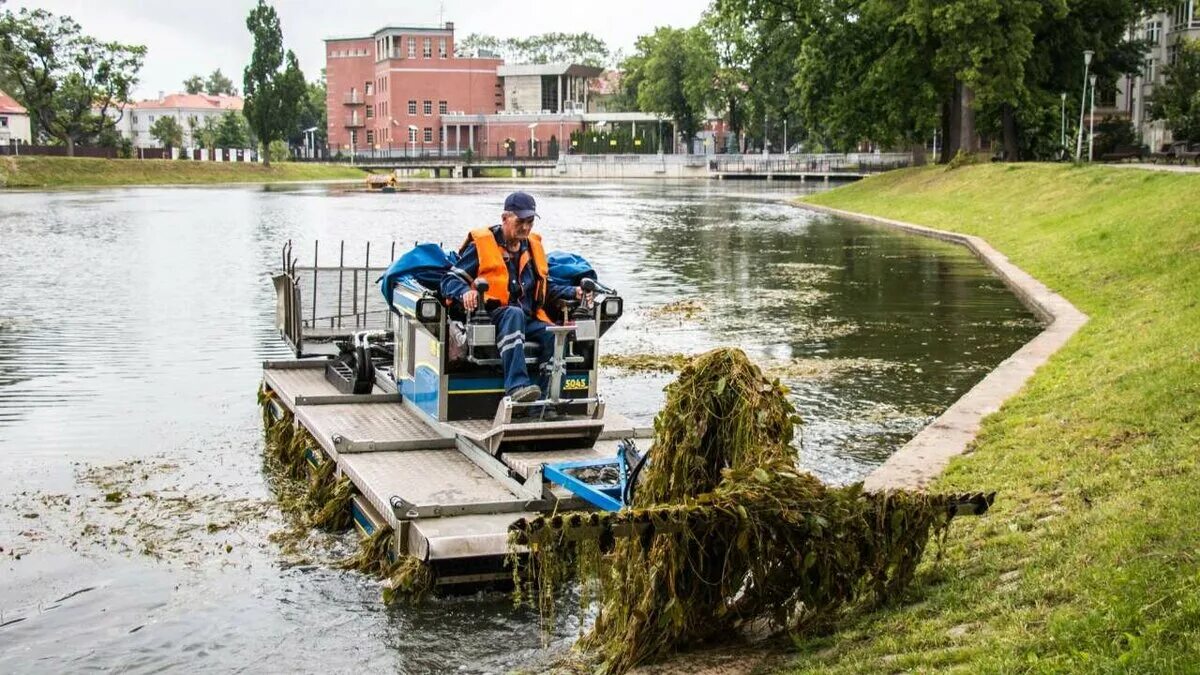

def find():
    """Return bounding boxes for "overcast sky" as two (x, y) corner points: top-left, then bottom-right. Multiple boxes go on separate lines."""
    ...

(11, 0), (712, 100)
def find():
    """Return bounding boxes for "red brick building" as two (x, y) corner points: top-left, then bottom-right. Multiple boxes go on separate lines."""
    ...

(326, 22), (665, 157)
(325, 22), (502, 154)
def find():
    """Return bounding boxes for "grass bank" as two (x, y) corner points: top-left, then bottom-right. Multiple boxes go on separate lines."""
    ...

(0, 156), (365, 188)
(782, 164), (1200, 671)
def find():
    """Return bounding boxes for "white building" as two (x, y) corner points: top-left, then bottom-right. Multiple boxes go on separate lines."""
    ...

(0, 90), (32, 144)
(105, 92), (244, 147)
(1116, 1), (1200, 149)
(496, 63), (603, 114)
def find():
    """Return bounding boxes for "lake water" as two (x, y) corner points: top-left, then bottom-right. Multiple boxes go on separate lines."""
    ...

(0, 180), (1039, 671)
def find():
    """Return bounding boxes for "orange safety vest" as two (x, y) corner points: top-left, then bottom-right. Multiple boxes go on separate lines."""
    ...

(464, 226), (552, 323)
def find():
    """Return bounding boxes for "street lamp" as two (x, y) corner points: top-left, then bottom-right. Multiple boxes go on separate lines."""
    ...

(302, 126), (317, 160)
(1060, 93), (1067, 157)
(1075, 50), (1094, 161)
(1088, 74), (1097, 162)
(762, 111), (768, 157)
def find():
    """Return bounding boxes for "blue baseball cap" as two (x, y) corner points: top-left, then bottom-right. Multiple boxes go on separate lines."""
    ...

(503, 191), (539, 219)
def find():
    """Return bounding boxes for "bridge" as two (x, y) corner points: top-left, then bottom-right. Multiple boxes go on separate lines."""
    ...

(317, 152), (913, 180)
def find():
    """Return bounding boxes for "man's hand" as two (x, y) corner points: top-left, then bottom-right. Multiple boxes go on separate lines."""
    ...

(575, 286), (594, 308)
(462, 290), (480, 312)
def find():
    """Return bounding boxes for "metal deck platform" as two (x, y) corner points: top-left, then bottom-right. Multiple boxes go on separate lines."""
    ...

(263, 359), (652, 582)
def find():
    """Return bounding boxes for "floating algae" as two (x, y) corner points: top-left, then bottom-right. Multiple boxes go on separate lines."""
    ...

(645, 299), (706, 321)
(600, 353), (693, 374)
(257, 386), (434, 602)
(601, 351), (897, 380)
(511, 348), (966, 673)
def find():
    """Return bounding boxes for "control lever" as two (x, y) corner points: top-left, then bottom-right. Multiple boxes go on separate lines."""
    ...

(581, 277), (616, 296)
(574, 277), (614, 320)
(472, 278), (491, 319)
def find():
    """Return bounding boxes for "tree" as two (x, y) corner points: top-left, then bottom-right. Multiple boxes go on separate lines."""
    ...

(456, 32), (609, 67)
(215, 110), (249, 148)
(149, 115), (183, 151)
(698, 10), (751, 151)
(0, 7), (145, 155)
(456, 33), (504, 58)
(196, 115), (220, 148)
(1151, 38), (1200, 144)
(626, 26), (718, 152)
(241, 0), (305, 166)
(183, 74), (204, 94)
(205, 68), (237, 96)
(290, 70), (327, 154)
(715, 0), (1161, 161)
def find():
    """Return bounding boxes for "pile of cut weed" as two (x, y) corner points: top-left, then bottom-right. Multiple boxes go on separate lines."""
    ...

(512, 348), (969, 673)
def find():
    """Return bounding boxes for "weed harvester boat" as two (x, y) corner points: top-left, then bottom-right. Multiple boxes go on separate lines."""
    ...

(261, 240), (654, 587)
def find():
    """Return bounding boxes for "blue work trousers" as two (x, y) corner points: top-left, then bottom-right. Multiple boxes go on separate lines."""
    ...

(492, 305), (555, 394)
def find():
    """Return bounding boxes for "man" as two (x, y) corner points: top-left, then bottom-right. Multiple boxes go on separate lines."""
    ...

(440, 191), (583, 403)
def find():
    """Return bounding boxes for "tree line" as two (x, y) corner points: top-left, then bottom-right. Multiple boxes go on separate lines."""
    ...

(0, 0), (323, 163)
(617, 0), (1200, 160)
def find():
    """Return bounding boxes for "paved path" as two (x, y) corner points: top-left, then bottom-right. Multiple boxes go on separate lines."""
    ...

(1106, 162), (1200, 173)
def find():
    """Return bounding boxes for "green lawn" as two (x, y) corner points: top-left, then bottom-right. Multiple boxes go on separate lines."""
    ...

(0, 155), (366, 188)
(783, 164), (1200, 672)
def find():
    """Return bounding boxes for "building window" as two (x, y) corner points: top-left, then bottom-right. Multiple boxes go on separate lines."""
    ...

(439, 38), (447, 58)
(350, 130), (357, 146)
(408, 127), (417, 143)
(423, 100), (432, 115)
(365, 81), (373, 96)
(1144, 20), (1163, 45)
(408, 100), (417, 115)
(423, 38), (432, 58)
(438, 127), (444, 142)
(366, 130), (374, 145)
(1173, 1), (1197, 30)
(1145, 57), (1157, 83)
(149, 114), (155, 122)
(408, 37), (416, 58)
(0, 116), (7, 128)
(1098, 84), (1117, 108)
(438, 100), (447, 114)
(424, 127), (432, 142)
(366, 105), (374, 118)
(1168, 42), (1181, 66)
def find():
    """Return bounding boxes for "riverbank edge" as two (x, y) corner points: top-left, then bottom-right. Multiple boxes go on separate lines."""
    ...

(770, 164), (1200, 672)
(790, 200), (1088, 492)
(0, 156), (366, 188)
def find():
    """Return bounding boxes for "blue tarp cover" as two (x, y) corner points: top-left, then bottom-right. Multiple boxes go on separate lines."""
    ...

(547, 250), (597, 286)
(378, 243), (457, 307)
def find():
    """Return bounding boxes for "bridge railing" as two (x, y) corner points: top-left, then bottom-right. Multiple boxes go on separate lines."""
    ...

(705, 151), (912, 172)
(709, 153), (912, 174)
(301, 147), (564, 164)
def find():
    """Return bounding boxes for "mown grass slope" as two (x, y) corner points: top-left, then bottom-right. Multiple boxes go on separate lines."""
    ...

(0, 156), (365, 188)
(787, 164), (1200, 672)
